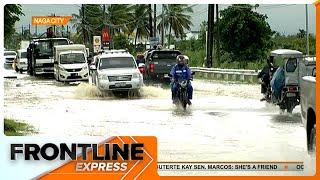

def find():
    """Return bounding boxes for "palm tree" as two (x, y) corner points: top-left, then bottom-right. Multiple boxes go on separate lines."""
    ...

(104, 5), (131, 33)
(70, 5), (102, 44)
(127, 5), (150, 47)
(157, 4), (193, 46)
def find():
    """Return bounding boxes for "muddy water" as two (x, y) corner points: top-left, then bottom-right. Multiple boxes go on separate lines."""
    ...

(3, 70), (315, 175)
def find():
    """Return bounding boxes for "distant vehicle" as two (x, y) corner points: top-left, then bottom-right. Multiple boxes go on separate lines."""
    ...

(90, 50), (143, 95)
(53, 44), (89, 81)
(266, 49), (312, 113)
(15, 49), (28, 73)
(4, 50), (17, 65)
(27, 37), (71, 76)
(300, 71), (316, 152)
(143, 49), (182, 81)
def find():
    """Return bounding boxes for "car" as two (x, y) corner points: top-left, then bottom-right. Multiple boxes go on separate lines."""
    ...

(53, 44), (89, 82)
(300, 69), (316, 152)
(90, 50), (143, 95)
(143, 49), (182, 81)
(4, 50), (17, 65)
(15, 49), (28, 73)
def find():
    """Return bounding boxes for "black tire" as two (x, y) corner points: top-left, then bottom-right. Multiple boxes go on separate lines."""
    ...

(181, 91), (188, 110)
(308, 125), (316, 152)
(286, 99), (295, 113)
(15, 65), (19, 72)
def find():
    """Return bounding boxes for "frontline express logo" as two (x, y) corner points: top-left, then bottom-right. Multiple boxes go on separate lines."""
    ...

(11, 143), (144, 172)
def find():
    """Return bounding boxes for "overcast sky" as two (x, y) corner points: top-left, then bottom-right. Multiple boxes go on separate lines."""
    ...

(15, 4), (316, 36)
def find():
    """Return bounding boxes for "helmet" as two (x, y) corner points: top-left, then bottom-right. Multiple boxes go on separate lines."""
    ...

(177, 55), (186, 66)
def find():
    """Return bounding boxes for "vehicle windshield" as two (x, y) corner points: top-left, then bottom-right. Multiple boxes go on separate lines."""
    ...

(60, 53), (86, 64)
(99, 57), (136, 69)
(35, 39), (69, 58)
(21, 52), (27, 58)
(152, 51), (181, 60)
(4, 52), (16, 56)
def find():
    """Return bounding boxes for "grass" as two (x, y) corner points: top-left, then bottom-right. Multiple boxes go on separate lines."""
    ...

(4, 118), (37, 136)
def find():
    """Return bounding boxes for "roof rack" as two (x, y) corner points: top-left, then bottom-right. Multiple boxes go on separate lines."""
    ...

(103, 49), (128, 54)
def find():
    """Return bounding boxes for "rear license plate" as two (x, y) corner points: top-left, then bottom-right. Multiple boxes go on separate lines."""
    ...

(286, 93), (296, 97)
(115, 82), (126, 87)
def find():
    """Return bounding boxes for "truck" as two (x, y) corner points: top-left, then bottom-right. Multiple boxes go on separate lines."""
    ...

(143, 49), (182, 81)
(53, 44), (89, 81)
(27, 38), (71, 76)
(300, 70), (316, 152)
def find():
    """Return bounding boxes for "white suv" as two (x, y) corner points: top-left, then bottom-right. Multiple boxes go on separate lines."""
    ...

(90, 51), (143, 93)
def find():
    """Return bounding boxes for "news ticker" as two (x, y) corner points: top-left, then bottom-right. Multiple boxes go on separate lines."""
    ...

(157, 162), (304, 171)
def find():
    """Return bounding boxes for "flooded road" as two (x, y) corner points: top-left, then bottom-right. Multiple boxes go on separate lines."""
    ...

(3, 68), (315, 176)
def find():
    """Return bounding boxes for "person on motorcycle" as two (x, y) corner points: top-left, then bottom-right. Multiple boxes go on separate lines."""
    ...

(258, 56), (275, 101)
(136, 54), (145, 65)
(170, 55), (193, 105)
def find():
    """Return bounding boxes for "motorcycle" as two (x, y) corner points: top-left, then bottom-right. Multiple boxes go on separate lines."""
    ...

(263, 49), (307, 113)
(175, 80), (190, 109)
(169, 72), (195, 110)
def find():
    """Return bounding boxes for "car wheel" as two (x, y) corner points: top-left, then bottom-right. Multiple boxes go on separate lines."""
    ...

(308, 124), (316, 152)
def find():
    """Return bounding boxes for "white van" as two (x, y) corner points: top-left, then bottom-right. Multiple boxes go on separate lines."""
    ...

(15, 49), (28, 73)
(53, 44), (89, 81)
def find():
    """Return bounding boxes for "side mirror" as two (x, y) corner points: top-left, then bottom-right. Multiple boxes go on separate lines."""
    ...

(87, 58), (92, 64)
(90, 65), (97, 70)
(312, 67), (316, 77)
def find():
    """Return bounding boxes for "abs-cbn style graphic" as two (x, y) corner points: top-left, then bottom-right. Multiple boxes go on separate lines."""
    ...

(3, 3), (317, 177)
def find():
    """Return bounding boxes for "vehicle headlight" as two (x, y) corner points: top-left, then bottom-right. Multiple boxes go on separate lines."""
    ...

(132, 73), (141, 79)
(99, 74), (108, 80)
(59, 66), (66, 71)
(82, 65), (88, 70)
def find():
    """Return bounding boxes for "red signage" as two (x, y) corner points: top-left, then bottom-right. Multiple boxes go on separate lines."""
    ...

(102, 28), (111, 42)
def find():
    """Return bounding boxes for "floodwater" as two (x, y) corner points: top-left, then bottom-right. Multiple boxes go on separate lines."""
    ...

(3, 68), (315, 176)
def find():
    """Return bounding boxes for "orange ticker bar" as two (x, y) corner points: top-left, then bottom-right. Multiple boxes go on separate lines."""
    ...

(32, 16), (72, 26)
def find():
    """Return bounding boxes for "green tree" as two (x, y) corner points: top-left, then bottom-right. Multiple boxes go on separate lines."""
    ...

(296, 29), (306, 38)
(127, 5), (150, 47)
(217, 4), (274, 67)
(157, 5), (193, 46)
(4, 4), (24, 49)
(70, 5), (103, 45)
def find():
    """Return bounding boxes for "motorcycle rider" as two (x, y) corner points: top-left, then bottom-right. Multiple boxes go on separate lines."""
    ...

(258, 56), (275, 101)
(170, 55), (193, 105)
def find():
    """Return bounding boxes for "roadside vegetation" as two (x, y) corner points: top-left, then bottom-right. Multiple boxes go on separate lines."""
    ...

(4, 118), (37, 136)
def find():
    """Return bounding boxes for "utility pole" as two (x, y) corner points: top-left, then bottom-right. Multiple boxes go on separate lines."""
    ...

(153, 4), (157, 38)
(103, 4), (106, 26)
(66, 25), (69, 38)
(215, 4), (220, 65)
(206, 4), (215, 68)
(81, 5), (86, 44)
(149, 4), (153, 38)
(53, 13), (56, 37)
(305, 4), (309, 55)
(161, 4), (165, 46)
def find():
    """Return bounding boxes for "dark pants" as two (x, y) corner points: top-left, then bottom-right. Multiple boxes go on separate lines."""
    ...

(171, 82), (193, 100)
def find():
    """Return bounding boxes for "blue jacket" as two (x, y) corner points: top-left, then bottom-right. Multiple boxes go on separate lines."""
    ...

(170, 64), (192, 82)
